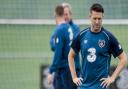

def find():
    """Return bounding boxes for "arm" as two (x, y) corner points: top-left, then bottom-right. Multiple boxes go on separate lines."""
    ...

(68, 33), (83, 86)
(100, 32), (127, 88)
(49, 34), (63, 73)
(50, 34), (56, 51)
(100, 52), (127, 88)
(68, 48), (77, 79)
(111, 52), (127, 81)
(68, 48), (83, 86)
(47, 29), (64, 84)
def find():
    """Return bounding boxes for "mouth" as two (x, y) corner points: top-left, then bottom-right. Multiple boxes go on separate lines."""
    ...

(95, 25), (100, 28)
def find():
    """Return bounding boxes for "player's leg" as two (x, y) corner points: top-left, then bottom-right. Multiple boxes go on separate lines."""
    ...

(61, 68), (77, 89)
(53, 71), (63, 89)
(77, 83), (108, 89)
(77, 86), (85, 89)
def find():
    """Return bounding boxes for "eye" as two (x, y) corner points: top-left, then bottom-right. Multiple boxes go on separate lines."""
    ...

(98, 18), (101, 20)
(93, 18), (97, 20)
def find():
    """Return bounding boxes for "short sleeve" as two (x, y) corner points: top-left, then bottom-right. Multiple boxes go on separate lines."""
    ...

(49, 34), (56, 51)
(71, 34), (80, 53)
(109, 34), (123, 58)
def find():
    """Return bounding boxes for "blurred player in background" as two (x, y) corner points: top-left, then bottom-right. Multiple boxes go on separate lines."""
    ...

(50, 3), (80, 52)
(47, 4), (80, 89)
(62, 2), (81, 81)
(68, 3), (127, 89)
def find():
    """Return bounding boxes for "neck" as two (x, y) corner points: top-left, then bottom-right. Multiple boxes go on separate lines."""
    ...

(56, 17), (65, 25)
(91, 27), (102, 33)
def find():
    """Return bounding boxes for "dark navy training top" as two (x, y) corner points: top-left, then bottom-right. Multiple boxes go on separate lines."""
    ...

(49, 22), (81, 74)
(71, 27), (123, 89)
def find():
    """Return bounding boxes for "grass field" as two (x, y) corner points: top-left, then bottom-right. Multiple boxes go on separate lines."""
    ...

(0, 24), (128, 89)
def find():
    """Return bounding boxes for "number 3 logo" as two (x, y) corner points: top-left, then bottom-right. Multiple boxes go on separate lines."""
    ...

(87, 48), (96, 62)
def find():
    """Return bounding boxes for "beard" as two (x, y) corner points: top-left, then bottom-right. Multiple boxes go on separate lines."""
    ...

(92, 25), (101, 32)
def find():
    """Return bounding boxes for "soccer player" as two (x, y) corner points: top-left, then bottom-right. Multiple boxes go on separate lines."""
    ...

(68, 3), (127, 89)
(47, 5), (80, 89)
(62, 2), (81, 78)
(50, 3), (80, 52)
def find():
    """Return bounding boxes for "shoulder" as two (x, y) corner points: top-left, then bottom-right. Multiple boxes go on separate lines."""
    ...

(74, 27), (90, 40)
(69, 20), (80, 29)
(79, 27), (90, 36)
(101, 27), (117, 40)
(56, 23), (71, 38)
(57, 23), (69, 32)
(71, 22), (79, 28)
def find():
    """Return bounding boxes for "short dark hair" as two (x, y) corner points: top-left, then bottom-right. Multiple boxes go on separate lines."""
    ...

(55, 5), (64, 17)
(90, 3), (104, 13)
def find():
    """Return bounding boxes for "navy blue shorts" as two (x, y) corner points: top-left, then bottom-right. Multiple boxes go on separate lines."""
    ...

(77, 83), (107, 89)
(53, 68), (80, 89)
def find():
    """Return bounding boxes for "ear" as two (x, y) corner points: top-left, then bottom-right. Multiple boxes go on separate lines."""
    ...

(89, 14), (91, 19)
(89, 12), (92, 18)
(70, 11), (72, 15)
(102, 14), (104, 18)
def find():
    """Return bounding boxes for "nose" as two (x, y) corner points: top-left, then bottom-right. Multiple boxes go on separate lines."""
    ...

(95, 19), (99, 24)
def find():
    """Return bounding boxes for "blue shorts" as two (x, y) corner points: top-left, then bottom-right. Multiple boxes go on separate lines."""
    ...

(77, 83), (107, 89)
(53, 68), (80, 89)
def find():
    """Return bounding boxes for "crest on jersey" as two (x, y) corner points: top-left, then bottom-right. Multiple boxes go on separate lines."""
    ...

(98, 40), (105, 48)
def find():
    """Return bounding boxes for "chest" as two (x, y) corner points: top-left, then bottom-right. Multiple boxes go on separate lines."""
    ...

(80, 33), (109, 55)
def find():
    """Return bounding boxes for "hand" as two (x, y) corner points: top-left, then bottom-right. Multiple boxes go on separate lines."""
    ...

(47, 73), (54, 84)
(73, 77), (83, 86)
(100, 76), (115, 88)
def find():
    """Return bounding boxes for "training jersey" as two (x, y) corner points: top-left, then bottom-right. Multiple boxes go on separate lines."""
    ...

(50, 20), (80, 51)
(49, 22), (80, 74)
(71, 27), (123, 89)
